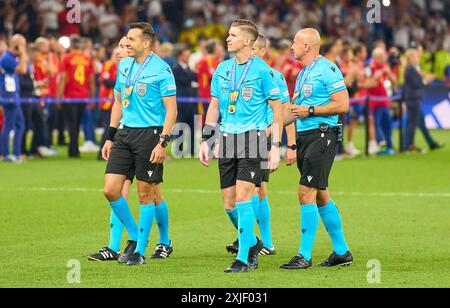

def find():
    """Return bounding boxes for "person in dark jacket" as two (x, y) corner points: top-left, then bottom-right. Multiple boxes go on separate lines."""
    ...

(172, 45), (198, 156)
(20, 44), (48, 157)
(403, 49), (444, 152)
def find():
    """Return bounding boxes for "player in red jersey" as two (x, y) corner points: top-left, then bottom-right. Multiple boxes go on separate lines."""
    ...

(197, 39), (224, 120)
(58, 36), (95, 158)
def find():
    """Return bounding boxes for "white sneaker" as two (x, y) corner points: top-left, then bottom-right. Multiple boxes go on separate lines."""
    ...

(347, 142), (361, 156)
(47, 148), (59, 156)
(79, 141), (100, 153)
(37, 146), (52, 157)
(3, 154), (23, 164)
(368, 140), (379, 155)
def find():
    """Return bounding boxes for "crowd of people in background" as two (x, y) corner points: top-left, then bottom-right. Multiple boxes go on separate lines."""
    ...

(0, 0), (448, 162)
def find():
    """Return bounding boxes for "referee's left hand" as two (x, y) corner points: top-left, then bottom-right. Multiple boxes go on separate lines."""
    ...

(150, 144), (166, 164)
(290, 105), (309, 118)
(268, 146), (280, 173)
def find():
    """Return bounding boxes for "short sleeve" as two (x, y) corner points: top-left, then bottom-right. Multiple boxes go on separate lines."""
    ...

(262, 69), (281, 101)
(114, 62), (122, 93)
(325, 64), (347, 95)
(210, 69), (219, 98)
(277, 73), (290, 104)
(159, 66), (177, 97)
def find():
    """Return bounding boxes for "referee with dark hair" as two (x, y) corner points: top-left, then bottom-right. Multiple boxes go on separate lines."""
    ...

(281, 28), (353, 269)
(102, 22), (177, 266)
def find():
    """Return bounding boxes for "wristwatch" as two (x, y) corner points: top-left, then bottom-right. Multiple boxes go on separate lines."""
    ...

(159, 134), (170, 148)
(287, 144), (297, 150)
(308, 106), (315, 116)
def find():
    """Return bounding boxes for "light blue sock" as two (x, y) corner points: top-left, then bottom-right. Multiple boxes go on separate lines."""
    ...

(108, 210), (124, 252)
(236, 200), (258, 264)
(258, 197), (273, 249)
(135, 203), (156, 257)
(319, 200), (349, 255)
(155, 200), (170, 246)
(109, 197), (138, 241)
(298, 204), (319, 262)
(252, 195), (260, 221)
(225, 207), (239, 230)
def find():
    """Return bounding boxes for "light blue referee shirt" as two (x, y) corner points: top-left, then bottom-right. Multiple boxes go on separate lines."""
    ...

(294, 56), (347, 132)
(211, 56), (281, 134)
(266, 69), (290, 125)
(115, 54), (176, 128)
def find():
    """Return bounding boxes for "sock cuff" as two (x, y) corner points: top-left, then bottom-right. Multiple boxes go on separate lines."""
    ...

(259, 196), (269, 204)
(110, 196), (125, 208)
(318, 200), (337, 215)
(155, 200), (168, 212)
(225, 207), (238, 214)
(156, 199), (167, 207)
(236, 200), (253, 210)
(140, 203), (156, 211)
(300, 204), (318, 214)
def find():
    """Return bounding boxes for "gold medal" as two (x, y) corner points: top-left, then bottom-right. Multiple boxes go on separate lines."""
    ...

(291, 92), (299, 105)
(229, 91), (239, 103)
(228, 105), (236, 114)
(122, 99), (130, 107)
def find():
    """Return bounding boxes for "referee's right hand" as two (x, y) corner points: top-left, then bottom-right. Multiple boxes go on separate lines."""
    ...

(102, 140), (113, 161)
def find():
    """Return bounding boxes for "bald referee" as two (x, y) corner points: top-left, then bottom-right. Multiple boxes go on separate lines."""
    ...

(281, 29), (353, 269)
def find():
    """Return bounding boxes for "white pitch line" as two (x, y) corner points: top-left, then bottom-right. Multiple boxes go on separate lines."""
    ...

(1, 187), (450, 198)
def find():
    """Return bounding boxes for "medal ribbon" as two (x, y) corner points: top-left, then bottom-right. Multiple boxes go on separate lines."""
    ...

(229, 56), (254, 105)
(124, 53), (153, 98)
(291, 57), (319, 105)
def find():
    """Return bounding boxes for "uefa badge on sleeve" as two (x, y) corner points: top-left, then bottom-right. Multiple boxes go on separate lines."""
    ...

(303, 84), (313, 98)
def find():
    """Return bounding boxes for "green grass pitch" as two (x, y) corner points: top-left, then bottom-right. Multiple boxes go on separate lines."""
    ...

(0, 128), (449, 288)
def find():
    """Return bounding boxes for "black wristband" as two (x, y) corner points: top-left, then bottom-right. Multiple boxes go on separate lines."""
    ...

(106, 127), (118, 141)
(287, 144), (297, 150)
(202, 124), (216, 141)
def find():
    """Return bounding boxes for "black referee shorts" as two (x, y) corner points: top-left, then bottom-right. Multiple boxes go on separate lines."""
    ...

(296, 127), (338, 190)
(218, 130), (266, 190)
(106, 126), (163, 184)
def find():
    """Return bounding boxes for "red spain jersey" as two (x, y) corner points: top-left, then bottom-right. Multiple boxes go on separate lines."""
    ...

(197, 55), (219, 99)
(34, 53), (59, 98)
(366, 61), (391, 110)
(99, 60), (117, 111)
(60, 51), (94, 98)
(277, 56), (303, 97)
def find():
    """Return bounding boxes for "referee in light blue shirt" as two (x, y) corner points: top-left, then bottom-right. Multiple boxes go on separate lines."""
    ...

(281, 28), (353, 270)
(102, 23), (177, 266)
(199, 19), (283, 273)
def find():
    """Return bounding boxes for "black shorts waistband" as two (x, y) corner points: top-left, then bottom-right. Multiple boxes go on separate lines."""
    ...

(122, 126), (163, 130)
(297, 127), (336, 136)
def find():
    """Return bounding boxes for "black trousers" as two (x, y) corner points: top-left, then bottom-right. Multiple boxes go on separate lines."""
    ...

(405, 100), (421, 149)
(99, 109), (111, 157)
(47, 104), (66, 147)
(21, 102), (47, 155)
(62, 103), (86, 157)
(176, 103), (198, 156)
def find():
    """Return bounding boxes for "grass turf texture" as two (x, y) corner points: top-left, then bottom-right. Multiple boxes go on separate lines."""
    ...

(0, 128), (449, 288)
